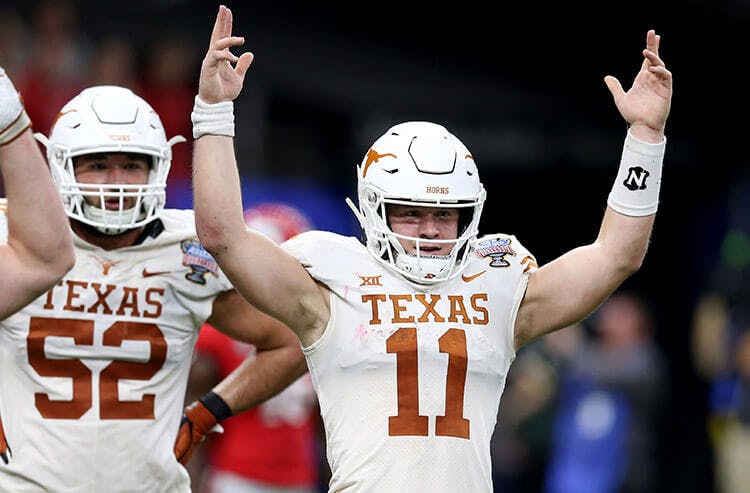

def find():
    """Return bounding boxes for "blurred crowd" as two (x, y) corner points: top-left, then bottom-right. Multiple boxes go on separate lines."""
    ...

(1, 2), (747, 493)
(0, 1), (197, 195)
(493, 291), (669, 493)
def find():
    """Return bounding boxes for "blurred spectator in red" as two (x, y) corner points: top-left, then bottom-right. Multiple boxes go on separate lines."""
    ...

(186, 202), (324, 493)
(87, 37), (140, 90)
(139, 32), (197, 191)
(0, 8), (29, 77)
(16, 0), (90, 134)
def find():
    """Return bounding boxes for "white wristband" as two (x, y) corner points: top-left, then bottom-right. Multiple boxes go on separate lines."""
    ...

(0, 65), (31, 146)
(0, 109), (31, 146)
(607, 129), (666, 217)
(191, 96), (234, 139)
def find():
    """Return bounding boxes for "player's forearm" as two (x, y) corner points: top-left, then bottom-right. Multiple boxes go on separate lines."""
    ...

(515, 209), (653, 347)
(213, 345), (308, 415)
(0, 131), (74, 276)
(192, 135), (247, 257)
(596, 207), (654, 276)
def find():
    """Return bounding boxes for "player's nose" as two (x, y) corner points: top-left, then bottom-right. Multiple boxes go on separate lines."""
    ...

(418, 216), (439, 238)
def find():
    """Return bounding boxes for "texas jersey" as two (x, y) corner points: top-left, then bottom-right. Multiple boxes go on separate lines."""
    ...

(282, 231), (537, 492)
(0, 208), (233, 493)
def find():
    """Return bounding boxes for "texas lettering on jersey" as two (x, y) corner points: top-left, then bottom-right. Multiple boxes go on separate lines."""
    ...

(42, 280), (164, 318)
(361, 292), (489, 326)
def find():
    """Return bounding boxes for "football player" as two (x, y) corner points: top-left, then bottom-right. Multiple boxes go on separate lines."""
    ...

(0, 84), (306, 492)
(189, 5), (672, 492)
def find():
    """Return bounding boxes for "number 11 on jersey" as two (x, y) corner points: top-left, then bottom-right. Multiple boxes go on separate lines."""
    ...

(386, 327), (470, 439)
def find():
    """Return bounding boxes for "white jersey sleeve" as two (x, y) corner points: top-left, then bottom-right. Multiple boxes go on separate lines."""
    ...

(282, 230), (534, 492)
(0, 208), (232, 493)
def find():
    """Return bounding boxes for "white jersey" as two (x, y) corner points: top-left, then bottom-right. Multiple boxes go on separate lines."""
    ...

(0, 208), (233, 493)
(283, 231), (537, 492)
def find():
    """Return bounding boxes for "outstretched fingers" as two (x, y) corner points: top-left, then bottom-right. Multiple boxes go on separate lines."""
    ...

(209, 36), (245, 63)
(640, 30), (660, 72)
(642, 38), (671, 85)
(235, 52), (254, 78)
(604, 75), (625, 101)
(646, 29), (660, 57)
(648, 65), (672, 82)
(210, 5), (231, 45)
(643, 48), (666, 69)
(206, 7), (251, 69)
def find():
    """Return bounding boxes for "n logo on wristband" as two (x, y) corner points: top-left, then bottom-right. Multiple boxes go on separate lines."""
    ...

(623, 166), (650, 191)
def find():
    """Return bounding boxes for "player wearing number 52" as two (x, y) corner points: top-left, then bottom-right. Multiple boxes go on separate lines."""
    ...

(0, 84), (306, 492)
(192, 5), (672, 492)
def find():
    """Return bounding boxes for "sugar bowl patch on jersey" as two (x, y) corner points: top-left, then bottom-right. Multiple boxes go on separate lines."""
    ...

(474, 234), (538, 273)
(473, 234), (517, 267)
(181, 238), (220, 285)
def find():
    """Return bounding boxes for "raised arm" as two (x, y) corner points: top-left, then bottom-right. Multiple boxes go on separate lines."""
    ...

(514, 29), (672, 348)
(191, 5), (329, 342)
(0, 66), (74, 319)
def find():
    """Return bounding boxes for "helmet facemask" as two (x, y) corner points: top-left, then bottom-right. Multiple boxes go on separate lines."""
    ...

(347, 121), (486, 284)
(35, 86), (185, 235)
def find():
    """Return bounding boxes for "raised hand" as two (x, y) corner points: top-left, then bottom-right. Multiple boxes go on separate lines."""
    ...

(199, 5), (254, 104)
(604, 30), (673, 142)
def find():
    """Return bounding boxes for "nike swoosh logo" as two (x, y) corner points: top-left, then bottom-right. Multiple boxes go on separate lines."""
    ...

(462, 270), (486, 282)
(142, 268), (170, 278)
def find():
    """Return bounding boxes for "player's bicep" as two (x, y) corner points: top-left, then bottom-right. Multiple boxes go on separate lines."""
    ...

(514, 243), (622, 348)
(0, 245), (57, 319)
(208, 289), (300, 350)
(218, 229), (325, 333)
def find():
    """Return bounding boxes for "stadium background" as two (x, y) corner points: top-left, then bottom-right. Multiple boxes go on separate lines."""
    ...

(1, 1), (747, 491)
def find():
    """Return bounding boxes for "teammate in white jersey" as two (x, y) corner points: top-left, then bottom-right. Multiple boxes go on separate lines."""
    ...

(0, 65), (75, 467)
(0, 83), (307, 492)
(189, 6), (672, 492)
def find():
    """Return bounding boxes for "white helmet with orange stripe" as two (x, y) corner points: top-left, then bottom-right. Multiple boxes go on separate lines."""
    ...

(35, 86), (185, 235)
(346, 121), (486, 284)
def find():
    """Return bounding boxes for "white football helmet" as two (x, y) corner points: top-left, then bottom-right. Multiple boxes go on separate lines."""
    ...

(346, 121), (486, 284)
(35, 86), (185, 235)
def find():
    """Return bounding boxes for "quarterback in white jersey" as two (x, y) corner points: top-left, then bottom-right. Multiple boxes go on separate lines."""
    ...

(0, 84), (306, 492)
(283, 231), (535, 490)
(191, 6), (672, 492)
